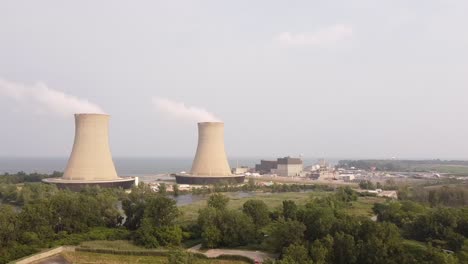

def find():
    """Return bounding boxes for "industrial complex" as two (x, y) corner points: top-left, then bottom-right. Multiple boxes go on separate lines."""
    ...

(39, 113), (420, 191)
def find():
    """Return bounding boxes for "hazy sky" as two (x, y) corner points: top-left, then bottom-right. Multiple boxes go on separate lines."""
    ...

(1, 0), (467, 159)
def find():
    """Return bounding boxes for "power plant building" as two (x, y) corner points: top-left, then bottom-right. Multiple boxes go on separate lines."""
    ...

(255, 160), (278, 174)
(274, 157), (303, 176)
(43, 113), (134, 190)
(256, 157), (303, 176)
(175, 122), (245, 184)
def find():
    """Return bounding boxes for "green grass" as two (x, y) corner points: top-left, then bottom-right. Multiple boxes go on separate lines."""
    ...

(402, 239), (428, 255)
(430, 165), (468, 175)
(178, 191), (330, 224)
(345, 196), (387, 217)
(62, 251), (248, 264)
(177, 191), (387, 223)
(80, 240), (146, 250)
(410, 164), (468, 175)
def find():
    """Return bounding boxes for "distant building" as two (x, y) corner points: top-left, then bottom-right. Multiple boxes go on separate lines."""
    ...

(274, 157), (303, 177)
(340, 174), (355, 182)
(232, 166), (250, 175)
(378, 190), (398, 199)
(255, 160), (278, 174)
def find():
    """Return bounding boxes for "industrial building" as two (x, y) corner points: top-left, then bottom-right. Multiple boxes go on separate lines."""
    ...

(232, 166), (250, 175)
(255, 160), (278, 174)
(175, 122), (245, 184)
(43, 114), (135, 190)
(255, 157), (304, 177)
(273, 157), (303, 176)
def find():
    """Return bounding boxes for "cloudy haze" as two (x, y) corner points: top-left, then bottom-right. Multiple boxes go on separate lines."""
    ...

(0, 0), (467, 159)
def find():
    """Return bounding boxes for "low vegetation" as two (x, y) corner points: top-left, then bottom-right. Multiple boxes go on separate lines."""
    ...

(339, 159), (468, 175)
(1, 172), (467, 263)
(62, 251), (248, 264)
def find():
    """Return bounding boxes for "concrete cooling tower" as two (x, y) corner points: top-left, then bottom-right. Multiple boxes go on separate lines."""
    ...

(43, 113), (135, 190)
(190, 122), (232, 176)
(175, 122), (245, 185)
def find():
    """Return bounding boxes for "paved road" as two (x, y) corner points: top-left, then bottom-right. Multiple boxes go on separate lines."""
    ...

(188, 244), (277, 263)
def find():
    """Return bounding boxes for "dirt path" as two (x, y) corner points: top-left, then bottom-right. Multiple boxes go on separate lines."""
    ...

(188, 244), (277, 263)
(32, 254), (70, 264)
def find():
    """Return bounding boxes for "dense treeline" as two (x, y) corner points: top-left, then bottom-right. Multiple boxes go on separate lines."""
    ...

(122, 184), (184, 248)
(189, 188), (466, 263)
(373, 201), (468, 253)
(0, 184), (128, 263)
(398, 185), (468, 207)
(0, 171), (62, 184)
(1, 178), (467, 263)
(359, 179), (399, 190)
(339, 159), (468, 173)
(191, 178), (333, 195)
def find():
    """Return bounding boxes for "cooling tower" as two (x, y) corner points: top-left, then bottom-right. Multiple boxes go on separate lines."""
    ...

(190, 122), (232, 176)
(175, 122), (244, 184)
(43, 113), (134, 190)
(63, 114), (118, 180)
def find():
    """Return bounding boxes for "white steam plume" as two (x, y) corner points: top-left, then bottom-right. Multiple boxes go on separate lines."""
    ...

(152, 97), (221, 122)
(0, 77), (105, 116)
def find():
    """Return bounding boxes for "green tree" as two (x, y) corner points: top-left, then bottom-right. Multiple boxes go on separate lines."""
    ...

(144, 195), (180, 227)
(301, 206), (336, 241)
(158, 183), (167, 194)
(359, 180), (376, 190)
(168, 249), (194, 264)
(0, 205), (18, 248)
(18, 201), (54, 241)
(134, 195), (182, 248)
(310, 235), (333, 264)
(265, 219), (306, 252)
(201, 225), (222, 248)
(219, 210), (255, 246)
(335, 186), (357, 203)
(333, 232), (357, 264)
(282, 200), (298, 220)
(243, 199), (270, 229)
(122, 184), (155, 230)
(173, 184), (180, 196)
(279, 243), (313, 264)
(207, 193), (229, 210)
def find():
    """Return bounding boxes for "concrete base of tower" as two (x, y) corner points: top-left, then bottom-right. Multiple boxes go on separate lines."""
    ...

(175, 174), (245, 185)
(42, 177), (135, 191)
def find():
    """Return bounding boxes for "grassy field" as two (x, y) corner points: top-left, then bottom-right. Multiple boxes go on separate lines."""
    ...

(178, 191), (329, 224)
(345, 196), (387, 217)
(80, 240), (145, 250)
(62, 251), (247, 264)
(418, 165), (468, 175)
(178, 191), (385, 223)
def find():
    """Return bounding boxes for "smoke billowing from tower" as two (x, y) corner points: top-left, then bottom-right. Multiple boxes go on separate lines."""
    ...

(0, 77), (105, 116)
(190, 122), (232, 176)
(152, 97), (221, 123)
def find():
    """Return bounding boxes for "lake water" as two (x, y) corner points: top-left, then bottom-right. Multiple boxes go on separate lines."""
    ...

(0, 157), (336, 175)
